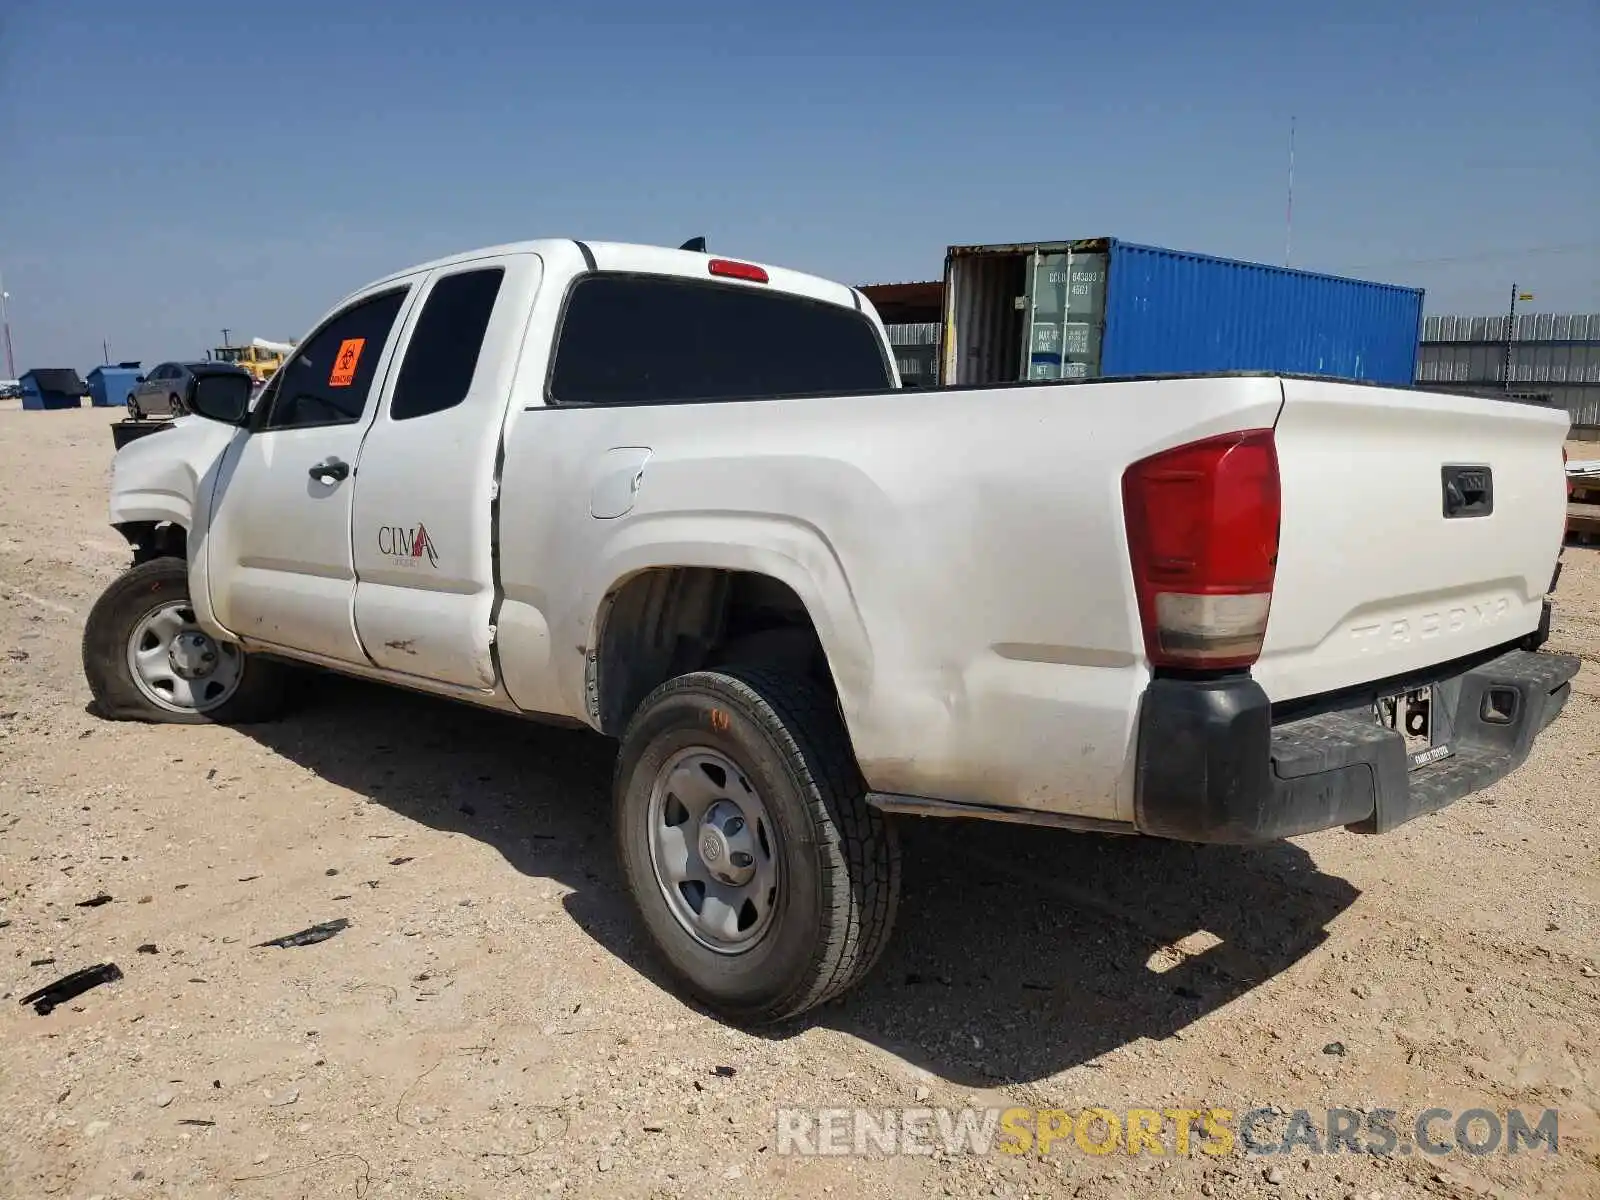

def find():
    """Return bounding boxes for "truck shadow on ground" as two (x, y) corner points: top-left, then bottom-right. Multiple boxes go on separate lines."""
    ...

(237, 671), (1360, 1088)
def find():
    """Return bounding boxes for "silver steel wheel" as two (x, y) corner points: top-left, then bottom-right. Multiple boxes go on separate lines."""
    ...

(124, 600), (244, 714)
(646, 746), (781, 954)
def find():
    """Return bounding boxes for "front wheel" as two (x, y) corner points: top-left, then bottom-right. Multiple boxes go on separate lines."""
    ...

(82, 556), (287, 724)
(614, 666), (900, 1024)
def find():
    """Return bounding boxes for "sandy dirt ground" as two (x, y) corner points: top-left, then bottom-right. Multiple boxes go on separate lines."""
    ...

(1, 403), (1596, 1200)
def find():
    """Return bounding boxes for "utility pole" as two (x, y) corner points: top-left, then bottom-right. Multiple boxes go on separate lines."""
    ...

(1285, 115), (1296, 268)
(221, 328), (231, 348)
(102, 339), (110, 366)
(0, 266), (15, 380)
(1504, 284), (1533, 392)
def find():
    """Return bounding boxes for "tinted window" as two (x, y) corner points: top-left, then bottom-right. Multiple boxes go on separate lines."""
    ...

(390, 268), (504, 420)
(548, 274), (891, 405)
(263, 289), (407, 429)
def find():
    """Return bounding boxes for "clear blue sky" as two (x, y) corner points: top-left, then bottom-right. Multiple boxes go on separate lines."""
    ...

(2, 0), (1595, 373)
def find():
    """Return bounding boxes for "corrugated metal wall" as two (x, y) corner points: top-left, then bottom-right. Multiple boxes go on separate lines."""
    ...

(1416, 342), (1600, 385)
(1099, 243), (1424, 384)
(1417, 311), (1600, 426)
(883, 322), (940, 387)
(1422, 312), (1600, 343)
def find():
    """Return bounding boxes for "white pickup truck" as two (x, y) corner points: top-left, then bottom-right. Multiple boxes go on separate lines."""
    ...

(84, 238), (1578, 1022)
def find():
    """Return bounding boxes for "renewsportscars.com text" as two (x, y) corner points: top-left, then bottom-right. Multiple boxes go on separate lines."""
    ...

(774, 1106), (1561, 1158)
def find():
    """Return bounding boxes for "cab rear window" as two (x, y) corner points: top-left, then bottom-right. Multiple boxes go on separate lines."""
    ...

(548, 274), (891, 405)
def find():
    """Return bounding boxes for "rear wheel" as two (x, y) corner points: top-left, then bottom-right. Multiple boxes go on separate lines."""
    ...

(126, 395), (139, 419)
(82, 557), (287, 724)
(168, 392), (184, 416)
(614, 666), (900, 1024)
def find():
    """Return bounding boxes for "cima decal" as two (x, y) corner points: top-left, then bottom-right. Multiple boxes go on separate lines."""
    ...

(377, 523), (439, 568)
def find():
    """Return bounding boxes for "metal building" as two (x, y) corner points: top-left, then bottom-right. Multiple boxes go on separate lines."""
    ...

(1416, 313), (1600, 428)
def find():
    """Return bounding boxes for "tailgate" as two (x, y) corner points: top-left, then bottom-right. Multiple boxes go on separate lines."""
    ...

(1254, 377), (1568, 703)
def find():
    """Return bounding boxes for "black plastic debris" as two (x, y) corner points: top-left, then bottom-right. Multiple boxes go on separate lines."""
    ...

(254, 919), (350, 949)
(178, 1118), (215, 1127)
(389, 856), (414, 866)
(20, 963), (124, 1015)
(30, 957), (55, 967)
(75, 893), (114, 908)
(136, 943), (158, 954)
(712, 1065), (738, 1079)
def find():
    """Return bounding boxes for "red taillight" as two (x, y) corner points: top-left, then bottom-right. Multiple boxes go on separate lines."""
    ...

(1122, 429), (1280, 670)
(708, 258), (769, 284)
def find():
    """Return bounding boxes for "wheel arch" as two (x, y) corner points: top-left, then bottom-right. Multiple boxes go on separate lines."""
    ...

(114, 520), (189, 566)
(587, 537), (872, 738)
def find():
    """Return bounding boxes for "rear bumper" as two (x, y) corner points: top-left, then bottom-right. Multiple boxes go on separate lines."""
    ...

(1133, 646), (1580, 844)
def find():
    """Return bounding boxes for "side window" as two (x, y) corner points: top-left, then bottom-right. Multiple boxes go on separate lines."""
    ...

(261, 289), (408, 430)
(389, 268), (505, 420)
(547, 274), (893, 406)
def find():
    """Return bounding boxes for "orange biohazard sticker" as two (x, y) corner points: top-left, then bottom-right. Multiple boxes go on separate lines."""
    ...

(329, 338), (365, 387)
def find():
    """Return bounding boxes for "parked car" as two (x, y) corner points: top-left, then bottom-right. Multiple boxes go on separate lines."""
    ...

(127, 362), (248, 419)
(84, 239), (1577, 1024)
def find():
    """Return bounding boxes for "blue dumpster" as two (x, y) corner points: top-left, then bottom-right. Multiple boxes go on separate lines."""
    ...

(87, 362), (143, 409)
(20, 369), (87, 410)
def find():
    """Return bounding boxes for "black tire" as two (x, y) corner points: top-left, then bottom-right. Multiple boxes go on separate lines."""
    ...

(614, 666), (900, 1024)
(168, 392), (184, 417)
(82, 556), (288, 724)
(126, 395), (139, 419)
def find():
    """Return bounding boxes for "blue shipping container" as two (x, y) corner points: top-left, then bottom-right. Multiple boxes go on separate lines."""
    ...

(940, 238), (1424, 388)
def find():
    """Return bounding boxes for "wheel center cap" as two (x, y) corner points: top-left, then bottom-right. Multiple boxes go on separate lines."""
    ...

(169, 631), (218, 680)
(698, 801), (758, 887)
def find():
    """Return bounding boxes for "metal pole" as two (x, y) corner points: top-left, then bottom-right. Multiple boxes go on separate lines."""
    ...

(0, 267), (15, 380)
(1504, 283), (1517, 392)
(1285, 116), (1296, 268)
(221, 328), (231, 348)
(102, 339), (110, 366)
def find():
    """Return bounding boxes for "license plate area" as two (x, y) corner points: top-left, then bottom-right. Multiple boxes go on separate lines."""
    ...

(1375, 686), (1453, 770)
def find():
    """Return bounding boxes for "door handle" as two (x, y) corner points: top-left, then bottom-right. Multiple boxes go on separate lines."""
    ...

(309, 458), (350, 483)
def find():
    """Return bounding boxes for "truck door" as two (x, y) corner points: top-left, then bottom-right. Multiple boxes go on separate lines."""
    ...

(206, 281), (419, 664)
(349, 252), (542, 687)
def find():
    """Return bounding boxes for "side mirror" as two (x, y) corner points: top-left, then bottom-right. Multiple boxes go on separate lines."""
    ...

(135, 375), (146, 384)
(186, 372), (252, 426)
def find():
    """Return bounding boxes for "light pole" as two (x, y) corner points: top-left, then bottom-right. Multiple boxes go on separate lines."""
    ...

(0, 267), (15, 380)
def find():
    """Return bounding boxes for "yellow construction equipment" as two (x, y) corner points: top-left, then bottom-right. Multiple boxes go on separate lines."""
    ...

(211, 337), (293, 384)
